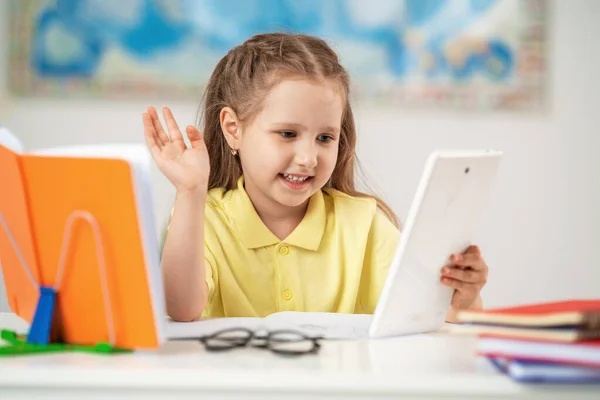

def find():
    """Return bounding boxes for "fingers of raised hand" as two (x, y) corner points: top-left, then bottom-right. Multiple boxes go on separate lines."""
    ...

(142, 112), (163, 159)
(161, 107), (185, 144)
(185, 125), (205, 149)
(147, 106), (170, 145)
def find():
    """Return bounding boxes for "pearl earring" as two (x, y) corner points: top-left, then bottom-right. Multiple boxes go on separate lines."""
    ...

(231, 149), (238, 156)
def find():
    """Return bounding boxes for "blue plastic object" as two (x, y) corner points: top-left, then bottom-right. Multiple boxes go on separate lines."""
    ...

(0, 287), (131, 356)
(26, 286), (56, 345)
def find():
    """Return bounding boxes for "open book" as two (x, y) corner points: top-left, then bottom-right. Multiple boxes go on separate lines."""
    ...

(168, 311), (374, 340)
(0, 128), (166, 349)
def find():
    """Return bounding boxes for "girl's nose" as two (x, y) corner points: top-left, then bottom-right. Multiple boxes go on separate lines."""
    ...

(295, 143), (318, 170)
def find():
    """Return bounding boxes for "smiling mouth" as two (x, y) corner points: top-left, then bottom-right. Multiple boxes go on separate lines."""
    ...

(279, 173), (313, 183)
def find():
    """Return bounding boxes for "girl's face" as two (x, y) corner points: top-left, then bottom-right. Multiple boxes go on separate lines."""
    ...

(224, 79), (344, 212)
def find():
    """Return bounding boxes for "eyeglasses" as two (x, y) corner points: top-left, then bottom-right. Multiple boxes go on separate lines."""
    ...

(181, 328), (322, 356)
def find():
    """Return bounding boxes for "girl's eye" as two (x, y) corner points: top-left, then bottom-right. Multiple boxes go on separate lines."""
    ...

(280, 131), (296, 138)
(317, 135), (334, 142)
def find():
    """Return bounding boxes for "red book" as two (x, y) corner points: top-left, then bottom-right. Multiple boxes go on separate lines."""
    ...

(456, 299), (600, 329)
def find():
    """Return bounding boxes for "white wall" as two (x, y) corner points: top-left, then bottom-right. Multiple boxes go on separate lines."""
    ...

(1, 0), (598, 313)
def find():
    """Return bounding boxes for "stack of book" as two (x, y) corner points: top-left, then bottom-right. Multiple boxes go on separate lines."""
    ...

(454, 299), (600, 383)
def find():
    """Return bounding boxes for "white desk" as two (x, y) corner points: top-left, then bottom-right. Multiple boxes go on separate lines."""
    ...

(0, 312), (598, 399)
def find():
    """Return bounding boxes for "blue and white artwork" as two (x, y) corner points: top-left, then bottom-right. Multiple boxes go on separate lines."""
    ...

(8, 0), (547, 110)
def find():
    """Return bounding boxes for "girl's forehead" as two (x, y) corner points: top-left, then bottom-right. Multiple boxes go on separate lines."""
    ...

(259, 79), (345, 122)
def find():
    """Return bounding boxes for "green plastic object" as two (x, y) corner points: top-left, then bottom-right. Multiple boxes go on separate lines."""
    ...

(0, 329), (131, 356)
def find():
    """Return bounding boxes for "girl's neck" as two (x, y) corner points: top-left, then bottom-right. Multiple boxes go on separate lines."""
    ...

(244, 182), (309, 241)
(257, 206), (307, 241)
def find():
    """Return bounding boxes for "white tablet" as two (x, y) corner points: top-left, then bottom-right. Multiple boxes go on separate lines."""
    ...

(368, 149), (503, 338)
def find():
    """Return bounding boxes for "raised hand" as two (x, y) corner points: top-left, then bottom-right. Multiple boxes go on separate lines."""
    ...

(143, 106), (210, 194)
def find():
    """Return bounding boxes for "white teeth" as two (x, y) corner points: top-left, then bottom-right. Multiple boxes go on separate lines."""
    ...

(282, 173), (309, 182)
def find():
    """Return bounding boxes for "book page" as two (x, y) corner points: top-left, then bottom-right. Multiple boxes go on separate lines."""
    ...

(263, 312), (373, 340)
(166, 317), (266, 339)
(166, 313), (374, 340)
(30, 143), (152, 171)
(0, 128), (24, 153)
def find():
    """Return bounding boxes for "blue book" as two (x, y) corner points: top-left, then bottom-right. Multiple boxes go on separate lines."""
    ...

(488, 357), (600, 383)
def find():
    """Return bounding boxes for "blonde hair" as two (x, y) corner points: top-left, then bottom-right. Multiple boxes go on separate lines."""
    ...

(198, 33), (400, 228)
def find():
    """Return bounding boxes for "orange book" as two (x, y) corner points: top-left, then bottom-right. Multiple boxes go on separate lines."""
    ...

(0, 134), (40, 324)
(456, 299), (600, 328)
(0, 129), (166, 350)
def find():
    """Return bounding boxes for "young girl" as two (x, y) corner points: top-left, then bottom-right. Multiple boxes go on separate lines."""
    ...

(142, 33), (489, 322)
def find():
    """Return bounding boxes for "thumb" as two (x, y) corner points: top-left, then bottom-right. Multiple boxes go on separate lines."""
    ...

(185, 125), (204, 149)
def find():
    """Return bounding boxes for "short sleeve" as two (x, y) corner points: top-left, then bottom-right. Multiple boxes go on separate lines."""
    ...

(357, 209), (400, 313)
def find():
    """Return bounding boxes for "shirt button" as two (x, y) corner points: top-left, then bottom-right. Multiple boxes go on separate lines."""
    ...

(282, 290), (293, 300)
(278, 245), (289, 256)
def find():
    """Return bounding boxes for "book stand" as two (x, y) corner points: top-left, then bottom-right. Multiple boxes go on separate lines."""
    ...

(0, 211), (130, 356)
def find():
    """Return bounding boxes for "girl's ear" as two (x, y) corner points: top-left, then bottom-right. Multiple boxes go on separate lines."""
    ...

(219, 107), (242, 150)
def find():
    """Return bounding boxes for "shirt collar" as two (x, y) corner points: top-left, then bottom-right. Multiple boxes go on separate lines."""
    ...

(230, 176), (326, 250)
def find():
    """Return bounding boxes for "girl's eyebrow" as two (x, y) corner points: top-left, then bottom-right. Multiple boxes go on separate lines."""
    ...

(271, 122), (306, 131)
(271, 122), (340, 134)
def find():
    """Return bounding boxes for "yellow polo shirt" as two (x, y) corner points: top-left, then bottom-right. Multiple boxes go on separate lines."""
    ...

(202, 176), (400, 318)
